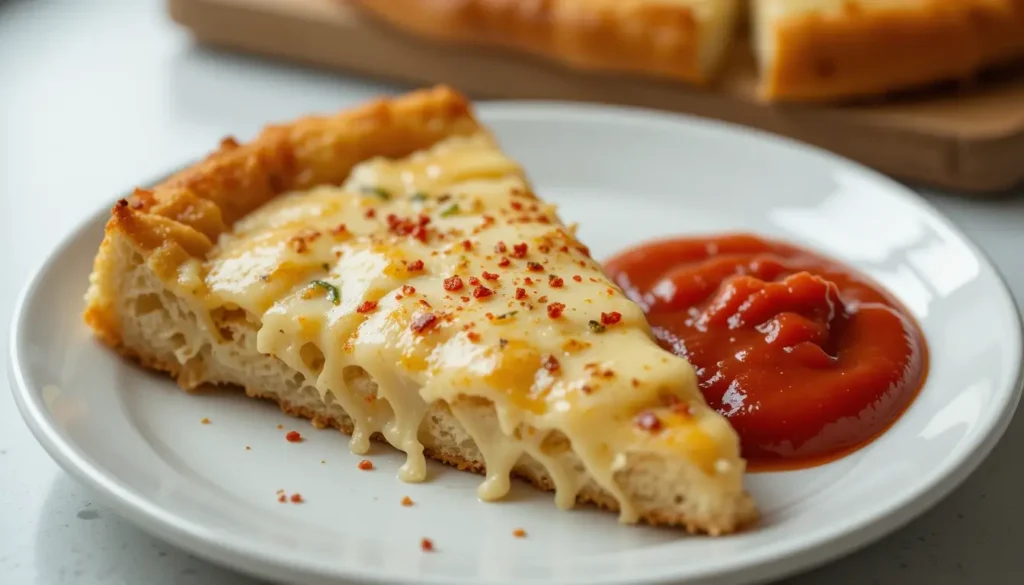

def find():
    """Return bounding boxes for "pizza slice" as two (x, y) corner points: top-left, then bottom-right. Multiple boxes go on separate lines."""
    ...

(84, 86), (756, 534)
(753, 0), (1024, 101)
(352, 0), (744, 85)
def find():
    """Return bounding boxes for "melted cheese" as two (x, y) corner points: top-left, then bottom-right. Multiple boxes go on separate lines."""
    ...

(198, 134), (741, 521)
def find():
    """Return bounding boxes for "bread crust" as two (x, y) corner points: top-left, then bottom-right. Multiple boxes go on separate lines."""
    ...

(761, 0), (1024, 102)
(353, 0), (715, 84)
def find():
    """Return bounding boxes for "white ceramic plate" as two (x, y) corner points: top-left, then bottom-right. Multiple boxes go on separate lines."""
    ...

(10, 102), (1023, 585)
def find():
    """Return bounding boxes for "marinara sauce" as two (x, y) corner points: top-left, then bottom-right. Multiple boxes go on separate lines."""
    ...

(605, 234), (928, 471)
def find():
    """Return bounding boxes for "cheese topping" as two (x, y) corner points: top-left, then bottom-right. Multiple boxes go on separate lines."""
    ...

(196, 134), (741, 521)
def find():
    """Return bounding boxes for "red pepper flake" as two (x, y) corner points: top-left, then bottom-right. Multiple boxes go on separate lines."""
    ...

(542, 355), (560, 372)
(468, 276), (481, 286)
(201, 417), (211, 425)
(278, 494), (287, 503)
(560, 245), (570, 253)
(631, 378), (640, 389)
(461, 239), (473, 251)
(443, 276), (464, 291)
(512, 528), (527, 538)
(402, 285), (416, 296)
(401, 496), (414, 507)
(358, 459), (374, 471)
(482, 271), (499, 281)
(356, 300), (378, 314)
(548, 275), (564, 288)
(421, 538), (435, 552)
(412, 225), (429, 243)
(406, 259), (425, 272)
(527, 261), (544, 272)
(515, 288), (527, 300)
(572, 275), (582, 282)
(636, 412), (662, 432)
(365, 208), (376, 219)
(285, 431), (303, 443)
(330, 223), (348, 236)
(538, 244), (551, 254)
(524, 277), (534, 285)
(538, 295), (549, 304)
(495, 241), (507, 253)
(601, 311), (622, 325)
(411, 312), (439, 333)
(498, 257), (511, 268)
(547, 302), (565, 319)
(473, 286), (495, 299)
(467, 331), (482, 342)
(511, 201), (523, 211)
(512, 243), (528, 258)
(290, 493), (304, 504)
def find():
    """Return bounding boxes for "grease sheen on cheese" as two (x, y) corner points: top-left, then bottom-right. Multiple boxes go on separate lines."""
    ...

(195, 134), (742, 521)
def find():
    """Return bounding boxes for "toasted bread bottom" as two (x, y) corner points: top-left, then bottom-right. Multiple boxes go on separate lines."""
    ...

(87, 228), (757, 535)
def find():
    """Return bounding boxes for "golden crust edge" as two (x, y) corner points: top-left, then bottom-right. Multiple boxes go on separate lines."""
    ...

(353, 0), (713, 84)
(760, 0), (1024, 102)
(84, 85), (484, 342)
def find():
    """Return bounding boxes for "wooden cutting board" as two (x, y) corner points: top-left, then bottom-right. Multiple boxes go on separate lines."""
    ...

(169, 0), (1024, 195)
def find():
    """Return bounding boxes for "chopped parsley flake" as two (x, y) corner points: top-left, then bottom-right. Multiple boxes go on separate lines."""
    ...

(361, 186), (391, 200)
(440, 203), (460, 217)
(310, 280), (340, 305)
(588, 320), (606, 333)
(410, 192), (428, 203)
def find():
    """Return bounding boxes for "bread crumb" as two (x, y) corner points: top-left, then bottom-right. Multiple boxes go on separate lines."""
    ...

(245, 445), (251, 451)
(276, 424), (283, 430)
(201, 418), (211, 424)
(420, 538), (434, 552)
(358, 459), (374, 471)
(320, 460), (326, 464)
(512, 528), (527, 538)
(401, 496), (414, 507)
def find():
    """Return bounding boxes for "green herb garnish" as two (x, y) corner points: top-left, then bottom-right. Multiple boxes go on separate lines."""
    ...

(496, 311), (518, 320)
(440, 203), (460, 217)
(410, 192), (428, 203)
(310, 280), (340, 305)
(361, 186), (391, 200)
(588, 320), (606, 333)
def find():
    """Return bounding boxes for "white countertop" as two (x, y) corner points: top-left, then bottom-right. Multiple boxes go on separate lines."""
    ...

(2, 1), (1022, 583)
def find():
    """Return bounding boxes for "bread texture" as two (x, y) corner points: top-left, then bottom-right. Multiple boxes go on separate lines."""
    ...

(84, 86), (758, 535)
(354, 0), (743, 85)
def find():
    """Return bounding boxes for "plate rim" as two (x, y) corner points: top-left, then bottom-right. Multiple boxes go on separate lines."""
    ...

(9, 100), (1024, 585)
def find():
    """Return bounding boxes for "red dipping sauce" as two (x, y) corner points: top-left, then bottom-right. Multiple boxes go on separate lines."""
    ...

(605, 234), (928, 472)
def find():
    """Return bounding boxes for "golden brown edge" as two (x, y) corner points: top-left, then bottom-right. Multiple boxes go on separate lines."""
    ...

(352, 0), (712, 84)
(85, 85), (481, 345)
(761, 0), (1024, 102)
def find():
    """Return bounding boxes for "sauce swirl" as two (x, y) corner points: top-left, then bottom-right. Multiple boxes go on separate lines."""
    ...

(605, 234), (928, 471)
